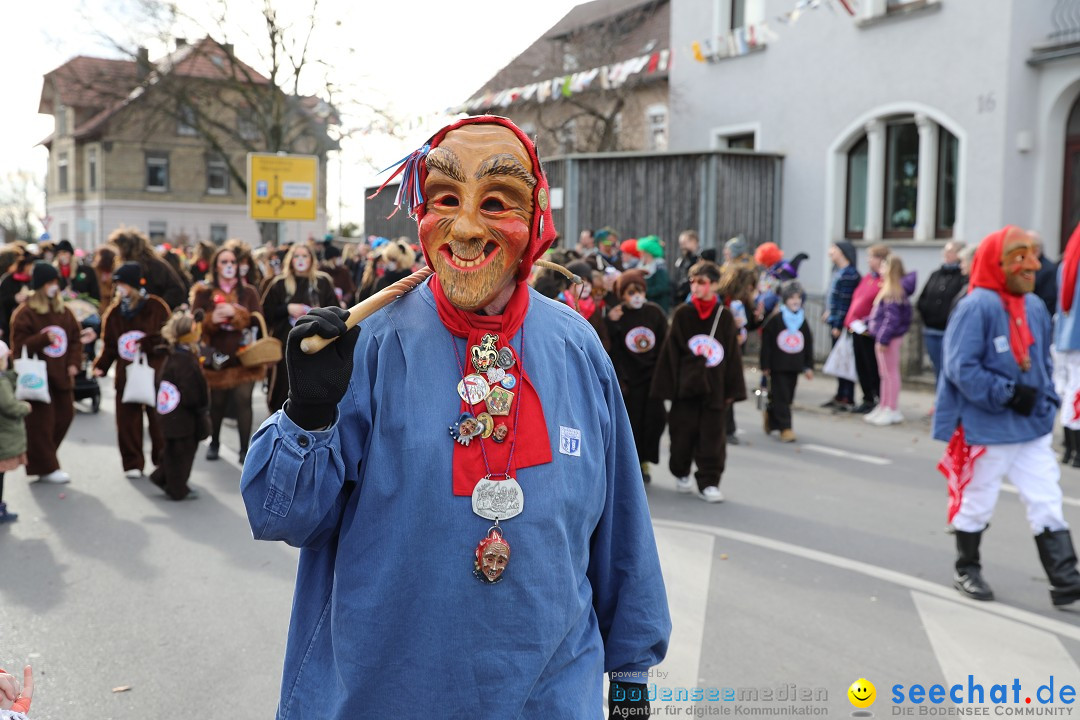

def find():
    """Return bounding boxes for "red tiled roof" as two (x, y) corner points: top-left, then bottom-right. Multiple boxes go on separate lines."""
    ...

(38, 37), (272, 139)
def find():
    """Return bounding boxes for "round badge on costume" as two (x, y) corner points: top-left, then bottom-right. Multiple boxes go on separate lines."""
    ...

(500, 374), (516, 390)
(42, 325), (68, 358)
(625, 326), (656, 354)
(118, 330), (147, 362)
(457, 374), (491, 405)
(157, 381), (181, 414)
(688, 334), (725, 368)
(777, 329), (805, 355)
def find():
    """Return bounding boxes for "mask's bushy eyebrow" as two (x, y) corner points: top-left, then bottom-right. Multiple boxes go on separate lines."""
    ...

(426, 148), (465, 182)
(475, 154), (537, 190)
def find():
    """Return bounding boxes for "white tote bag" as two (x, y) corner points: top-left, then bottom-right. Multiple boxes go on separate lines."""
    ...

(122, 352), (157, 406)
(14, 346), (50, 403)
(822, 331), (858, 383)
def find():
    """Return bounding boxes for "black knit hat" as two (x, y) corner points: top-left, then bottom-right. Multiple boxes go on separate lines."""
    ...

(112, 261), (143, 288)
(323, 244), (342, 260)
(30, 261), (59, 290)
(56, 239), (75, 255)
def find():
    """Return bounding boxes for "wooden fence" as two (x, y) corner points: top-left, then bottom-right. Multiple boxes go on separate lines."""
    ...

(364, 148), (783, 269)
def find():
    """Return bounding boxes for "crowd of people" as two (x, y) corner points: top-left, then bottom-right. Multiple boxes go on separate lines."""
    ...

(0, 228), (425, 522)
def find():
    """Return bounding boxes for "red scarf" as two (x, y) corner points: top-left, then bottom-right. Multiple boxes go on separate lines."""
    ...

(59, 263), (71, 279)
(968, 226), (1034, 369)
(430, 274), (552, 496)
(561, 289), (597, 320)
(1062, 222), (1080, 314)
(691, 294), (718, 321)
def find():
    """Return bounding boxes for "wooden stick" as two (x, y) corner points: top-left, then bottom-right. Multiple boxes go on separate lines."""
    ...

(300, 267), (433, 354)
(534, 259), (583, 284)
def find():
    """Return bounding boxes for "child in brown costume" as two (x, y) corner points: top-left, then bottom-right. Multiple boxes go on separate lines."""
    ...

(92, 262), (171, 478)
(150, 310), (210, 500)
(651, 260), (746, 502)
(605, 269), (668, 483)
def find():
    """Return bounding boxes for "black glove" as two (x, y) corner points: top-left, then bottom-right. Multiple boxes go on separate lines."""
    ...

(1005, 382), (1038, 417)
(609, 681), (650, 719)
(284, 307), (360, 430)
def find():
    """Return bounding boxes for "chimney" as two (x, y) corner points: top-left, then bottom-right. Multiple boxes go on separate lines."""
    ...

(136, 46), (150, 80)
(176, 37), (187, 49)
(222, 43), (234, 57)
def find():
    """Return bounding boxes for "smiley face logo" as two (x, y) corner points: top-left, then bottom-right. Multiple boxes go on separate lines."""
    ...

(848, 678), (876, 709)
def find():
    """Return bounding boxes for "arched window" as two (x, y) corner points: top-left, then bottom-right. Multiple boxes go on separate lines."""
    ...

(1061, 95), (1080, 248)
(845, 137), (868, 238)
(843, 113), (958, 242)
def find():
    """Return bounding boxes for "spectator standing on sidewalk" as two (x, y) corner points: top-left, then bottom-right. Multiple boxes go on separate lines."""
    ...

(761, 281), (814, 442)
(606, 269), (668, 483)
(671, 230), (700, 308)
(844, 243), (889, 414)
(1033, 233), (1059, 318)
(651, 260), (746, 503)
(9, 263), (82, 484)
(935, 226), (1080, 608)
(866, 254), (917, 426)
(822, 241), (860, 411)
(0, 341), (30, 522)
(918, 241), (968, 385)
(92, 263), (171, 479)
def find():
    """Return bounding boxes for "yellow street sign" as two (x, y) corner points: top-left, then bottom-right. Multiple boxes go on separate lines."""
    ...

(247, 153), (319, 221)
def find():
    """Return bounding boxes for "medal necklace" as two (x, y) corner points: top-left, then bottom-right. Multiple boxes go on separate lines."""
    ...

(448, 322), (526, 584)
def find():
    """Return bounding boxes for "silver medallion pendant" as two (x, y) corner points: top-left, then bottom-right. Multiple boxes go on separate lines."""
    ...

(471, 476), (524, 521)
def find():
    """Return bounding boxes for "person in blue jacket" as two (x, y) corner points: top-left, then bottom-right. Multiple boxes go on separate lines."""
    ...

(934, 226), (1080, 608)
(240, 116), (670, 719)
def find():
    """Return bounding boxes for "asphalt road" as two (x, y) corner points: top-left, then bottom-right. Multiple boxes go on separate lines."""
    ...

(2, 372), (1080, 719)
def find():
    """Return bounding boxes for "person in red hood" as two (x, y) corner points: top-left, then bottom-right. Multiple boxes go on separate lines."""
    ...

(934, 226), (1080, 608)
(240, 116), (670, 719)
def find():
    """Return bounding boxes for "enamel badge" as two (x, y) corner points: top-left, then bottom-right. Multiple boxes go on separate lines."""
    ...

(471, 334), (499, 373)
(496, 347), (515, 370)
(486, 386), (515, 416)
(457, 374), (491, 405)
(449, 412), (487, 446)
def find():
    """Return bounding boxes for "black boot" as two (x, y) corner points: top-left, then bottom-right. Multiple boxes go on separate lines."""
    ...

(1071, 431), (1080, 468)
(1063, 429), (1075, 466)
(953, 529), (994, 601)
(1035, 528), (1080, 607)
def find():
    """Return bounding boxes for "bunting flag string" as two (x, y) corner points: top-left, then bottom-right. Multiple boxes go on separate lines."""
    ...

(690, 0), (855, 64)
(448, 47), (673, 115)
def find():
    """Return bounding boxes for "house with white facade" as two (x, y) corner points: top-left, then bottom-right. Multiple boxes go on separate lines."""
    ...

(670, 0), (1080, 294)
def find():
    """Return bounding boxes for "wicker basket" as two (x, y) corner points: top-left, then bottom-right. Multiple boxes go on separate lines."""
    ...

(238, 312), (283, 368)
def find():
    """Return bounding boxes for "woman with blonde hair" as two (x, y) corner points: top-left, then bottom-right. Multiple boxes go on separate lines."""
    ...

(9, 262), (83, 483)
(865, 254), (917, 426)
(260, 243), (337, 412)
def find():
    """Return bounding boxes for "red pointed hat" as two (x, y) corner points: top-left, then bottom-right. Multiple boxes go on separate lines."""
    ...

(374, 115), (558, 282)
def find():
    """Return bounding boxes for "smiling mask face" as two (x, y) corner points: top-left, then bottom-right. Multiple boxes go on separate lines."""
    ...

(419, 124), (535, 311)
(1000, 227), (1040, 296)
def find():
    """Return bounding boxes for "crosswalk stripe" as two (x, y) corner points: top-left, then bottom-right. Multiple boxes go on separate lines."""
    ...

(801, 443), (892, 465)
(653, 518), (1080, 643)
(913, 591), (1080, 707)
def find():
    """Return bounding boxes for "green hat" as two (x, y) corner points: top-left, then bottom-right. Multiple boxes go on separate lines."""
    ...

(636, 235), (664, 259)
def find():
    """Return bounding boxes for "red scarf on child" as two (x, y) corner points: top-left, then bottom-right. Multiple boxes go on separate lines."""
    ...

(691, 294), (718, 321)
(430, 274), (552, 496)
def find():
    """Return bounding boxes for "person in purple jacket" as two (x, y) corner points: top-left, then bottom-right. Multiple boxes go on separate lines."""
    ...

(865, 254), (916, 426)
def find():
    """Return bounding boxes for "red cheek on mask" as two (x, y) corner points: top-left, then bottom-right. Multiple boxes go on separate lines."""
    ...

(490, 216), (532, 259)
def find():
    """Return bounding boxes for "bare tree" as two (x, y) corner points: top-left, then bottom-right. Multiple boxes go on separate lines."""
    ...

(56, 0), (396, 244)
(0, 172), (44, 244)
(534, 1), (665, 153)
